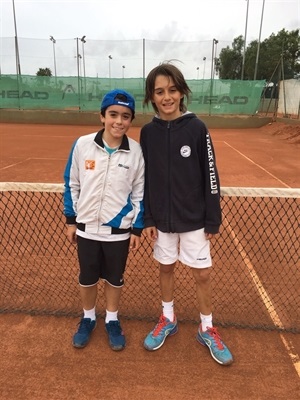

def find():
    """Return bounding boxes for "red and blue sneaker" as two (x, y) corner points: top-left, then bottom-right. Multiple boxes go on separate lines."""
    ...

(197, 326), (233, 365)
(144, 314), (178, 351)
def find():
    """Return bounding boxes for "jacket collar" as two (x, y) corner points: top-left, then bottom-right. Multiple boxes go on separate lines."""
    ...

(152, 111), (196, 126)
(94, 128), (130, 150)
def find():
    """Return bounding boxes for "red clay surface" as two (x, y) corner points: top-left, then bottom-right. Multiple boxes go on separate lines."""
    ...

(1, 122), (299, 187)
(0, 121), (300, 399)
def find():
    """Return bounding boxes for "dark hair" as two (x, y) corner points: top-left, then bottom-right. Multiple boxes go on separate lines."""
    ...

(143, 61), (192, 114)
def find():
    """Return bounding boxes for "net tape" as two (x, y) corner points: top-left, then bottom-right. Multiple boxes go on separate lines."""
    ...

(1, 182), (300, 197)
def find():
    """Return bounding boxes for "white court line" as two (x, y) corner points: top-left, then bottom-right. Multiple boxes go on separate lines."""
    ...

(23, 135), (72, 138)
(223, 141), (291, 188)
(1, 159), (30, 170)
(223, 215), (300, 377)
(28, 157), (67, 161)
(1, 158), (67, 171)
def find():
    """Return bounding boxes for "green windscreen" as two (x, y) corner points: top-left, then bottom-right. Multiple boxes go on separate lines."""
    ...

(0, 75), (265, 115)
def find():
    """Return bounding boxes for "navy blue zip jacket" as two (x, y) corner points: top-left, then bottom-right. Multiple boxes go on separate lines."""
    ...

(140, 112), (221, 234)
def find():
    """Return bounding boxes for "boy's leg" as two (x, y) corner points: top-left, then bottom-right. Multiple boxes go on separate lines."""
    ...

(104, 282), (126, 351)
(191, 268), (212, 316)
(160, 262), (176, 302)
(80, 284), (98, 311)
(179, 229), (233, 365)
(192, 268), (233, 365)
(73, 237), (100, 348)
(73, 285), (98, 348)
(102, 239), (129, 351)
(104, 281), (122, 312)
(144, 260), (178, 351)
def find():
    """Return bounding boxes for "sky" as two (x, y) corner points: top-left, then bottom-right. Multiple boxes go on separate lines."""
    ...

(1, 0), (299, 78)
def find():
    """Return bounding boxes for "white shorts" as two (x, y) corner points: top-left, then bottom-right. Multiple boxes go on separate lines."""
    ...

(153, 228), (212, 269)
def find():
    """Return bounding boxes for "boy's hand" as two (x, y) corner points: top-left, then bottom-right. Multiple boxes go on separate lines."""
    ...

(129, 234), (140, 251)
(145, 226), (158, 241)
(66, 225), (77, 244)
(205, 232), (216, 240)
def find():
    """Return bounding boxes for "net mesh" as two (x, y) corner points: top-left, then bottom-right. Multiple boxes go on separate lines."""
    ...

(0, 183), (299, 332)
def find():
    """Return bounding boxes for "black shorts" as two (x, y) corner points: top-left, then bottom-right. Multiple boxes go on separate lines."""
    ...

(77, 236), (130, 287)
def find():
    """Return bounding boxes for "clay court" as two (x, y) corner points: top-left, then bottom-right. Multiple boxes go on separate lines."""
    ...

(0, 121), (299, 399)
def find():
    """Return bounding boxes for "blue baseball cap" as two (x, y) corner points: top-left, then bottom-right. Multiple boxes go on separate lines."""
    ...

(100, 89), (135, 113)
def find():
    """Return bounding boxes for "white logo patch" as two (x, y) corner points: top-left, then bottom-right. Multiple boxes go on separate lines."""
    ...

(180, 145), (191, 158)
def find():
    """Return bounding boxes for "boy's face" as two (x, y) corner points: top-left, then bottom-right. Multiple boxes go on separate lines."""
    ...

(152, 75), (184, 121)
(100, 105), (132, 146)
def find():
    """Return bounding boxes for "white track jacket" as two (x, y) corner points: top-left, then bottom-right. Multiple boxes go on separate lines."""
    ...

(63, 129), (144, 237)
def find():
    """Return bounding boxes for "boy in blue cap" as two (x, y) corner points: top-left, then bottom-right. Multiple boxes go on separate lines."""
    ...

(64, 89), (144, 351)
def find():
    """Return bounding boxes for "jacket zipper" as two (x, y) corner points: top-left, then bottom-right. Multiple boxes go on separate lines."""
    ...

(97, 150), (111, 225)
(167, 121), (171, 232)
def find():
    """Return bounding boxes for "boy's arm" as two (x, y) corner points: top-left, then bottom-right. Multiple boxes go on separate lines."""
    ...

(202, 130), (222, 234)
(130, 149), (145, 236)
(63, 140), (80, 225)
(139, 130), (156, 228)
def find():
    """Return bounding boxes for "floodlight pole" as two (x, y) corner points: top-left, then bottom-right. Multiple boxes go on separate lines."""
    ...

(12, 0), (21, 75)
(50, 36), (57, 86)
(210, 39), (218, 81)
(143, 38), (146, 107)
(75, 37), (81, 109)
(108, 55), (112, 88)
(201, 57), (206, 95)
(202, 57), (206, 79)
(241, 0), (249, 80)
(122, 65), (125, 88)
(80, 36), (86, 93)
(214, 40), (219, 76)
(209, 39), (218, 115)
(254, 0), (265, 80)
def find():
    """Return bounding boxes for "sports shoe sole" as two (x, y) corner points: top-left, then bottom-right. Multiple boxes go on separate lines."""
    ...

(109, 342), (126, 351)
(196, 333), (233, 365)
(144, 324), (178, 351)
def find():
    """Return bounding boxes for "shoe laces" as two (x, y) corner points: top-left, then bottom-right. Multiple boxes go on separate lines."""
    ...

(107, 321), (122, 336)
(205, 327), (224, 350)
(77, 318), (92, 333)
(153, 315), (169, 336)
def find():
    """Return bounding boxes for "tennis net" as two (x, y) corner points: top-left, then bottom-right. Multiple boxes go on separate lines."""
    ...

(0, 183), (299, 332)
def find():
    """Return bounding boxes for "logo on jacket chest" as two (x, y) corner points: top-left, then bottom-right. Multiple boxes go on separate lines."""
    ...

(85, 160), (95, 170)
(180, 145), (191, 158)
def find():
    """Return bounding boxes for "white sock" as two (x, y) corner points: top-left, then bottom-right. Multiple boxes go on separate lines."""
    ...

(162, 300), (174, 321)
(83, 307), (96, 321)
(200, 313), (213, 332)
(105, 310), (118, 323)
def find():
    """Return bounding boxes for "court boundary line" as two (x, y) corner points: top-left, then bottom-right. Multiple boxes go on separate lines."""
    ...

(223, 215), (300, 377)
(1, 157), (67, 171)
(223, 141), (291, 188)
(1, 159), (31, 171)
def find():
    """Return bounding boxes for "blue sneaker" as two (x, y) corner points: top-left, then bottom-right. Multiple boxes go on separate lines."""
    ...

(73, 318), (96, 348)
(105, 320), (126, 351)
(197, 326), (233, 365)
(144, 314), (178, 351)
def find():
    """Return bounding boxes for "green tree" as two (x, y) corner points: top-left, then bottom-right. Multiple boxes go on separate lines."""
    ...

(36, 67), (52, 76)
(216, 35), (244, 79)
(218, 29), (300, 81)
